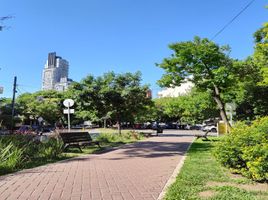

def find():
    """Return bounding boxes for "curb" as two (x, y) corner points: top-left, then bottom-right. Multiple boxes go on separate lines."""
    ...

(157, 137), (195, 200)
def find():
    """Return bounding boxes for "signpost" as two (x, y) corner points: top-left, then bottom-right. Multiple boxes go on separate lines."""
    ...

(225, 103), (236, 126)
(38, 116), (43, 125)
(63, 99), (75, 131)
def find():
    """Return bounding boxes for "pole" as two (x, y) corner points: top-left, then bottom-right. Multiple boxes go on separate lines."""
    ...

(104, 119), (106, 128)
(11, 76), (17, 131)
(67, 102), (70, 131)
(230, 112), (233, 126)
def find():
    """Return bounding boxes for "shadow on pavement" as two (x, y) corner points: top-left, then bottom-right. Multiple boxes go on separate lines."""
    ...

(103, 140), (192, 160)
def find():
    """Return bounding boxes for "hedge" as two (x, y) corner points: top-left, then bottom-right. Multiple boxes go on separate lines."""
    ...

(214, 116), (268, 182)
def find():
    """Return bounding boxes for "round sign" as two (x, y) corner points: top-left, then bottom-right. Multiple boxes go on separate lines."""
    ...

(38, 117), (43, 122)
(225, 103), (236, 112)
(63, 99), (74, 107)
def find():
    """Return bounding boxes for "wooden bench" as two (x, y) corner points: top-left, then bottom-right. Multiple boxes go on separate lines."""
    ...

(141, 132), (153, 137)
(59, 131), (101, 152)
(195, 130), (210, 141)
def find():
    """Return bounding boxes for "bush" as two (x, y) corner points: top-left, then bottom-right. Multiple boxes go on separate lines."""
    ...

(97, 131), (143, 144)
(0, 142), (24, 174)
(97, 132), (119, 143)
(0, 135), (64, 174)
(38, 138), (63, 159)
(215, 116), (268, 181)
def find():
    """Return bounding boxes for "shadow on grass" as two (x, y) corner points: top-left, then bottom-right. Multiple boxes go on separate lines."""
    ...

(189, 140), (214, 153)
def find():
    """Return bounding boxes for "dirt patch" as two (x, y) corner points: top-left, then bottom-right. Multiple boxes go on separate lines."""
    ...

(199, 190), (216, 198)
(229, 173), (244, 179)
(207, 181), (268, 192)
(239, 183), (268, 192)
(207, 181), (237, 187)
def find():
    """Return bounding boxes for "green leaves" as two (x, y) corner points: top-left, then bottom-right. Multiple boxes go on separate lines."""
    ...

(16, 90), (64, 125)
(67, 71), (151, 127)
(253, 22), (268, 85)
(0, 142), (24, 173)
(153, 89), (218, 124)
(215, 117), (268, 181)
(157, 37), (236, 124)
(158, 36), (233, 92)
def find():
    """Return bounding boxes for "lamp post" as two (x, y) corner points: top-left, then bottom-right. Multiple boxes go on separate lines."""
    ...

(11, 76), (17, 131)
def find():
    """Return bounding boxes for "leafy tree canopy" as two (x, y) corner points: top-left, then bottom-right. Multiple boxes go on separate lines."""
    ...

(157, 36), (234, 125)
(67, 71), (152, 133)
(153, 88), (218, 124)
(253, 22), (268, 85)
(16, 90), (64, 125)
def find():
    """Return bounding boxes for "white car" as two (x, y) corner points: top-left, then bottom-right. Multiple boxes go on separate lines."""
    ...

(202, 125), (217, 132)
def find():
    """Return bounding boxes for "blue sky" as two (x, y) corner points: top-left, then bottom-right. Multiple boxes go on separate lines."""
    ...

(0, 0), (267, 98)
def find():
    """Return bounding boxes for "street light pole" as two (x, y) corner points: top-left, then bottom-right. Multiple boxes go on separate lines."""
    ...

(11, 76), (17, 131)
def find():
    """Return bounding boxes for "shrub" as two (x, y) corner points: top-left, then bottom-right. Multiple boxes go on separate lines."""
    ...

(215, 116), (268, 181)
(97, 132), (119, 143)
(97, 131), (143, 144)
(0, 135), (64, 174)
(0, 135), (39, 161)
(38, 138), (63, 159)
(0, 142), (24, 174)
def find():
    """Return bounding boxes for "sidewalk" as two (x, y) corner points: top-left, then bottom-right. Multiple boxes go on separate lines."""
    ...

(0, 133), (194, 200)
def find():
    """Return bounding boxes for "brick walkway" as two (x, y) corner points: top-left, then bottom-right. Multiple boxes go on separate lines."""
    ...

(0, 133), (194, 200)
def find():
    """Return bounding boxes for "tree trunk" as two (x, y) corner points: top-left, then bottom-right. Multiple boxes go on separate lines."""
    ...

(104, 119), (106, 128)
(213, 85), (231, 129)
(117, 120), (121, 135)
(117, 114), (121, 135)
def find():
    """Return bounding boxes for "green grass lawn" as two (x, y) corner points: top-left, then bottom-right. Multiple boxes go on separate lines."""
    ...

(164, 138), (268, 200)
(96, 128), (132, 134)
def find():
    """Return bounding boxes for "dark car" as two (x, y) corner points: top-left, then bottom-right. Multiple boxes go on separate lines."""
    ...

(166, 122), (178, 129)
(15, 125), (35, 134)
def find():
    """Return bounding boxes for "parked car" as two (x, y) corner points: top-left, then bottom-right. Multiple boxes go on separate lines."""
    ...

(202, 125), (217, 132)
(166, 122), (178, 129)
(15, 125), (35, 134)
(152, 122), (167, 130)
(189, 124), (203, 130)
(133, 123), (143, 129)
(143, 122), (152, 129)
(40, 126), (55, 134)
(0, 129), (11, 135)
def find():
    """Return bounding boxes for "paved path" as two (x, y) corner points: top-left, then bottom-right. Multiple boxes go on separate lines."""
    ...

(0, 132), (194, 200)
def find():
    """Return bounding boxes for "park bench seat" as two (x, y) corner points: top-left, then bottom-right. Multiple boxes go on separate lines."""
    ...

(59, 131), (101, 152)
(195, 130), (210, 141)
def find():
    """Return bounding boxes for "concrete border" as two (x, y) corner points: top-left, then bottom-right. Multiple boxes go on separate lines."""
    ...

(157, 137), (195, 200)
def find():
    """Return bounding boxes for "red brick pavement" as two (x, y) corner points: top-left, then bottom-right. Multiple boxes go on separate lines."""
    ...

(0, 133), (194, 200)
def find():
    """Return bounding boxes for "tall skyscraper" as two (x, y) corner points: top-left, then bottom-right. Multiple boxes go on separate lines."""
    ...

(42, 52), (72, 91)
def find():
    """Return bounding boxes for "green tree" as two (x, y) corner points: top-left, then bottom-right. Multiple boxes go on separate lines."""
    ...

(153, 89), (218, 124)
(65, 77), (104, 124)
(0, 98), (20, 128)
(157, 37), (235, 126)
(253, 22), (268, 85)
(233, 16), (268, 119)
(67, 71), (152, 134)
(223, 58), (267, 120)
(16, 90), (64, 125)
(154, 97), (184, 123)
(181, 89), (218, 124)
